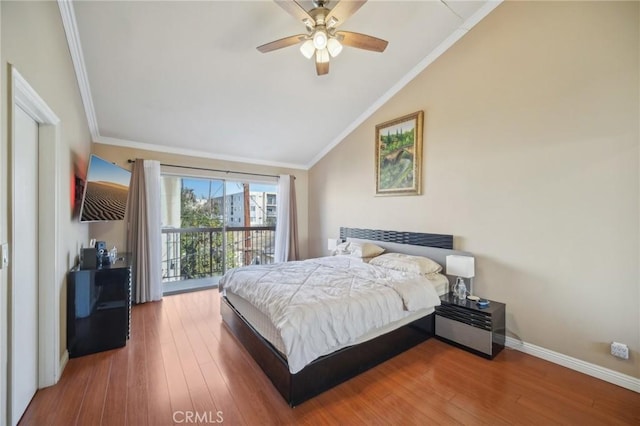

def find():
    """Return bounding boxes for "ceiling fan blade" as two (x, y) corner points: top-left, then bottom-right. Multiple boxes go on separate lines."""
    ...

(316, 60), (329, 76)
(336, 31), (388, 52)
(257, 34), (306, 53)
(326, 0), (367, 28)
(274, 0), (314, 25)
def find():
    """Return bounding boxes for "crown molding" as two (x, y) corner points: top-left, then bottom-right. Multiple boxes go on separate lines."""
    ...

(95, 136), (308, 171)
(506, 337), (640, 393)
(58, 0), (307, 171)
(306, 0), (503, 169)
(58, 0), (100, 140)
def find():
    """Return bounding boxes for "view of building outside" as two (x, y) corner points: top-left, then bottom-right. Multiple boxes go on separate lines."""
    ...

(160, 175), (277, 283)
(213, 191), (277, 227)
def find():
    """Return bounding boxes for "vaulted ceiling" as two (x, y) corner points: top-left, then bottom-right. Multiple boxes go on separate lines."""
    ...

(65, 1), (499, 169)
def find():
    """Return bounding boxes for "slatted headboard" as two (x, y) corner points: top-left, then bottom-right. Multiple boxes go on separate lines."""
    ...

(340, 227), (453, 250)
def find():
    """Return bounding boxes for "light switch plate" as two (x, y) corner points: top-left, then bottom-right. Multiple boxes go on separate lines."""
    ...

(0, 243), (8, 269)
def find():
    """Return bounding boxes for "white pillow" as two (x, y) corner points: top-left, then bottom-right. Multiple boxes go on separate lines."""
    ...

(369, 252), (442, 275)
(348, 242), (385, 258)
(333, 242), (351, 255)
(333, 241), (385, 259)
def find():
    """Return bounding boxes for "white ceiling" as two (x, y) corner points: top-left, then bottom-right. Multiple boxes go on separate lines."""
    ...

(68, 0), (499, 169)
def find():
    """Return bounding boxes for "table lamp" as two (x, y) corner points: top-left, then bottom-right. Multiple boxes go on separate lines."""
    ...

(327, 238), (341, 254)
(446, 255), (476, 300)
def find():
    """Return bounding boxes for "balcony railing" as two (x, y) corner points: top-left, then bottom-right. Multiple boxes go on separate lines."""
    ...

(161, 226), (275, 283)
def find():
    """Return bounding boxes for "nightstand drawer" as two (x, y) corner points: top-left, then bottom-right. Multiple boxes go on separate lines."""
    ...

(435, 305), (492, 330)
(436, 315), (493, 355)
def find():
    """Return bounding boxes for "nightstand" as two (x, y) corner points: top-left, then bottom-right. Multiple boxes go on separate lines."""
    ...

(435, 293), (505, 359)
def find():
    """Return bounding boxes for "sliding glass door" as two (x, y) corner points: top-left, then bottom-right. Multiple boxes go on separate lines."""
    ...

(160, 175), (277, 293)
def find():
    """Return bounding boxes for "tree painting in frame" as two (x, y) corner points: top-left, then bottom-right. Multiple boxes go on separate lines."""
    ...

(375, 111), (423, 196)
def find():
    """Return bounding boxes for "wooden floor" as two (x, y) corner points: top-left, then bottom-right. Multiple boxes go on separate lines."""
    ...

(20, 290), (640, 426)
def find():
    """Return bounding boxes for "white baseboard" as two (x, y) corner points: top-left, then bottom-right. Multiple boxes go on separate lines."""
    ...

(57, 350), (69, 383)
(505, 337), (640, 393)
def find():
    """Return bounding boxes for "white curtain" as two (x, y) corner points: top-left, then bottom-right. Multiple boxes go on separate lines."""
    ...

(125, 159), (163, 303)
(274, 174), (299, 263)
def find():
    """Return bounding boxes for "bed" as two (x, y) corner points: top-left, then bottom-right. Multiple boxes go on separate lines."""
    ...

(219, 227), (470, 406)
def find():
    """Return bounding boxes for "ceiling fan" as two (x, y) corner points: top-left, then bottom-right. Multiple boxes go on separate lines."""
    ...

(257, 0), (388, 76)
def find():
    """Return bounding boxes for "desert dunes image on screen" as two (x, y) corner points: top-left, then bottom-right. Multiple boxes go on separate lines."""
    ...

(80, 155), (131, 222)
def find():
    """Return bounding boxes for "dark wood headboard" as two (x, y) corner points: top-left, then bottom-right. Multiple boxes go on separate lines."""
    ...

(339, 227), (453, 250)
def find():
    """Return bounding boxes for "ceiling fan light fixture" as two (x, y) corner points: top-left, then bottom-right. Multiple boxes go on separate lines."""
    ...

(327, 37), (343, 57)
(259, 0), (389, 76)
(316, 48), (330, 64)
(300, 40), (315, 59)
(313, 30), (328, 50)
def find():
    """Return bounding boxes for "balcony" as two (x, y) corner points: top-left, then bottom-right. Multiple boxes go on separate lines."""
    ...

(161, 226), (275, 292)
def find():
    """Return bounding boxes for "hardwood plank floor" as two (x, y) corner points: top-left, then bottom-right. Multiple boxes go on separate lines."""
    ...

(19, 289), (640, 425)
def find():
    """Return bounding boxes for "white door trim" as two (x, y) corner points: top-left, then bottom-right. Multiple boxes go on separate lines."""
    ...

(9, 67), (62, 408)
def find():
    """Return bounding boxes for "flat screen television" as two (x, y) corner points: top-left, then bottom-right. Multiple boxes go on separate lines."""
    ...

(79, 154), (131, 222)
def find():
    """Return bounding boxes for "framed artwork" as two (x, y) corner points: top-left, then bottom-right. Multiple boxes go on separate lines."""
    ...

(375, 110), (424, 196)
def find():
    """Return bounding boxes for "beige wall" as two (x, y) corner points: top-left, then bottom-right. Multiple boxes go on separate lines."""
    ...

(309, 1), (639, 378)
(89, 143), (309, 260)
(1, 1), (92, 423)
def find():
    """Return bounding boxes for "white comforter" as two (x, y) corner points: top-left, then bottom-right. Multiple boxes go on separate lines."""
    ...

(219, 256), (441, 373)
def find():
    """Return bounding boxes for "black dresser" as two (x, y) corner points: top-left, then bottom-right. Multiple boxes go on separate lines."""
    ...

(67, 255), (132, 358)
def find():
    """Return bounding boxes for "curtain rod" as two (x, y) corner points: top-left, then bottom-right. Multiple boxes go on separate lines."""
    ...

(126, 159), (291, 180)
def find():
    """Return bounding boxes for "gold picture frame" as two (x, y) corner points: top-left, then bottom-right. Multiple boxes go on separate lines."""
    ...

(375, 110), (424, 196)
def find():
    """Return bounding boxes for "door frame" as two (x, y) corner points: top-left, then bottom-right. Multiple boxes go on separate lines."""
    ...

(8, 66), (62, 421)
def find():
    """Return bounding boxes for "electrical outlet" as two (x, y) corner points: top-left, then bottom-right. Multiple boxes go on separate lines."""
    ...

(0, 243), (8, 269)
(611, 342), (629, 360)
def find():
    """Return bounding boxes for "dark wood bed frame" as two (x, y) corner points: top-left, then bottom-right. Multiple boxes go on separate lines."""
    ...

(220, 227), (454, 407)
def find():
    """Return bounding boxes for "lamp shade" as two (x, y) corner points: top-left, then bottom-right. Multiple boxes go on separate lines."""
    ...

(315, 48), (330, 64)
(446, 255), (475, 278)
(299, 40), (315, 59)
(327, 37), (343, 57)
(313, 30), (328, 50)
(327, 238), (340, 251)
